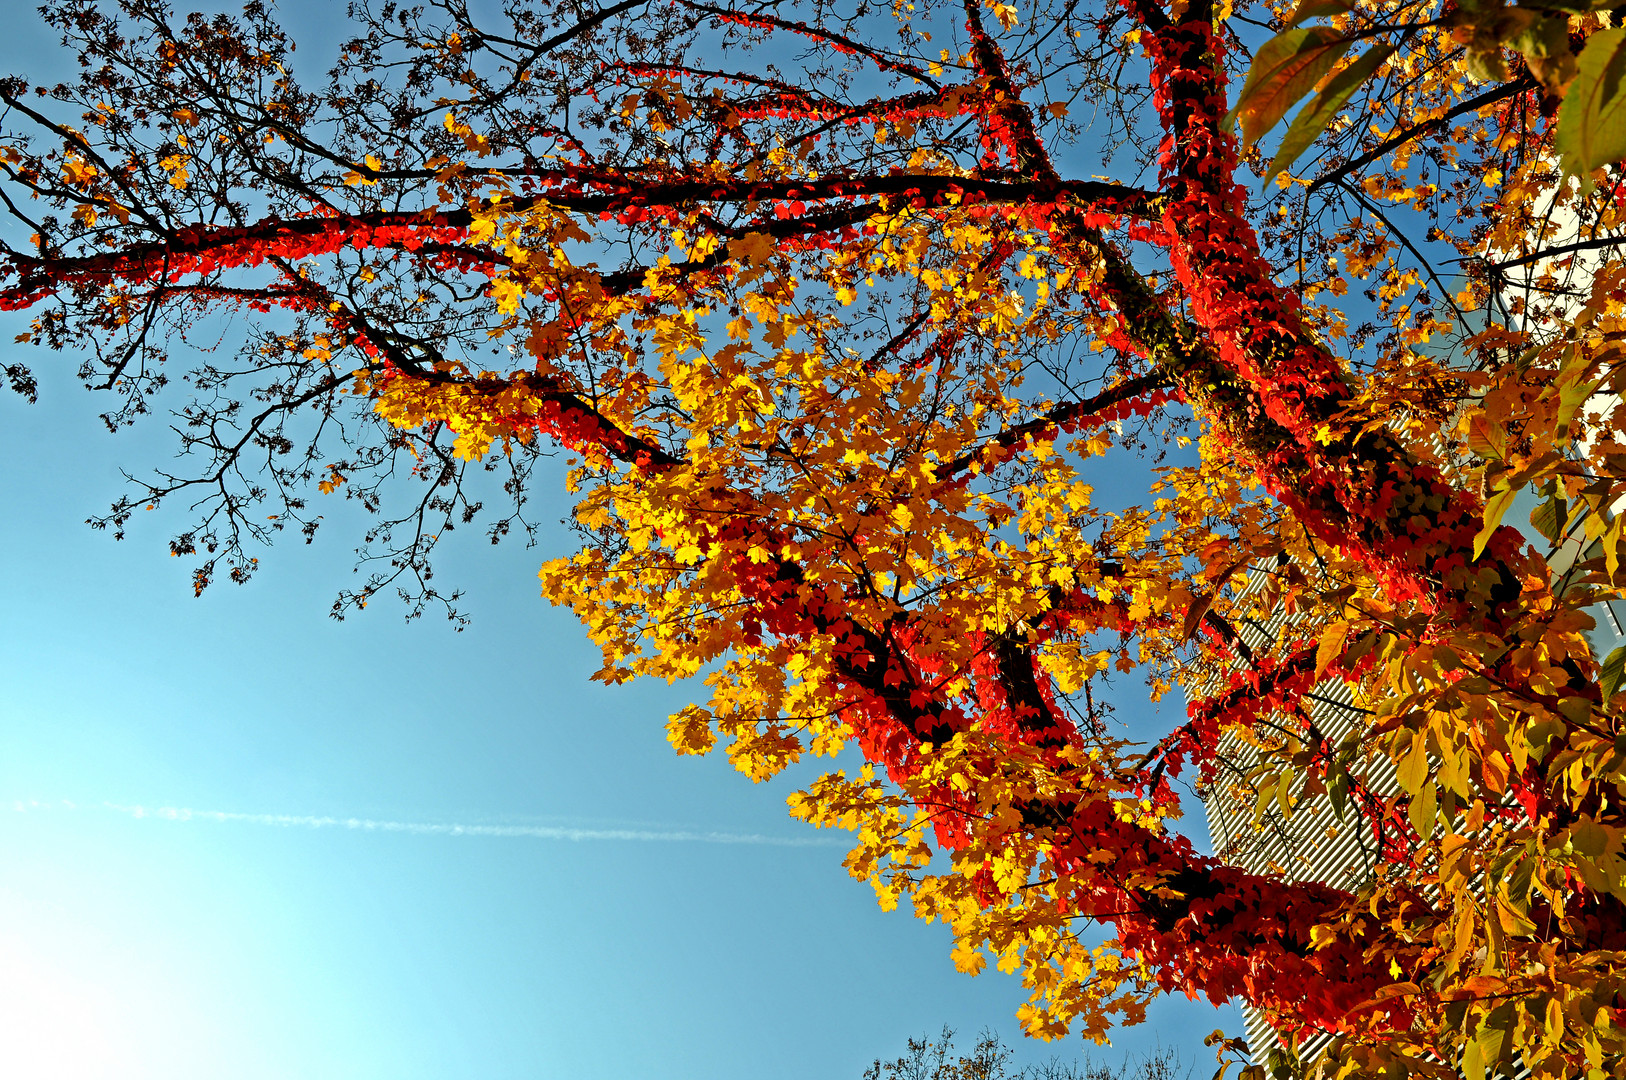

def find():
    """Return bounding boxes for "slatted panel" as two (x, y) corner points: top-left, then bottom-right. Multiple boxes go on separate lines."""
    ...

(1196, 570), (1391, 1067)
(1191, 185), (1610, 1078)
(1198, 573), (1541, 1079)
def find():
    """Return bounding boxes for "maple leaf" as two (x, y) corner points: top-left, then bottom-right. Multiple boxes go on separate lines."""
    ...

(5, 0), (1626, 1072)
(727, 231), (777, 266)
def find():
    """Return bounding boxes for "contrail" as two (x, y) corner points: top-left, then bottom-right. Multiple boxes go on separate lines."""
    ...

(8, 799), (839, 847)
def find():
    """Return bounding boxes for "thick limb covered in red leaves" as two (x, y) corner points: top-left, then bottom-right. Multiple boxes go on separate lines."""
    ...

(6, 0), (1623, 1066)
(0, 21), (1448, 1042)
(432, 370), (1420, 1035)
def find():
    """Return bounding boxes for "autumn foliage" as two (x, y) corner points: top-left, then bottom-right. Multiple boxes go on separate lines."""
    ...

(2, 0), (1625, 1074)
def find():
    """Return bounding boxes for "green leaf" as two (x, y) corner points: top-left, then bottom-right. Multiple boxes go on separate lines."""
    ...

(1465, 46), (1511, 83)
(1230, 28), (1351, 147)
(1530, 491), (1566, 545)
(1557, 27), (1626, 179)
(1328, 770), (1349, 820)
(1285, 0), (1352, 27)
(1558, 695), (1593, 725)
(1507, 854), (1536, 903)
(1475, 485), (1518, 560)
(1508, 12), (1571, 59)
(1600, 644), (1626, 702)
(1461, 1037), (1485, 1080)
(1556, 377), (1600, 440)
(1603, 512), (1626, 582)
(1267, 44), (1395, 176)
(1475, 1007), (1512, 1068)
(1275, 768), (1296, 817)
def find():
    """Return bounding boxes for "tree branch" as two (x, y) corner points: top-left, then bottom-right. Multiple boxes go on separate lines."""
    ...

(1306, 77), (1534, 197)
(938, 370), (1177, 480)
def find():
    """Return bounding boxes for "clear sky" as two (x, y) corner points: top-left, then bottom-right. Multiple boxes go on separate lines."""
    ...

(0, 4), (1240, 1078)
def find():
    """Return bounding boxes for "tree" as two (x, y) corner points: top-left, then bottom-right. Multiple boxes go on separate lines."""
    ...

(1, 0), (1624, 1075)
(863, 1026), (1189, 1080)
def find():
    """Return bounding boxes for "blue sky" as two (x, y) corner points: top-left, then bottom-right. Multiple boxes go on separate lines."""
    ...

(0, 362), (1237, 1080)
(0, 4), (1239, 1078)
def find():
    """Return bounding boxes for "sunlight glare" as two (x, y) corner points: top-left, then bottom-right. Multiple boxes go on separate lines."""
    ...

(0, 933), (133, 1080)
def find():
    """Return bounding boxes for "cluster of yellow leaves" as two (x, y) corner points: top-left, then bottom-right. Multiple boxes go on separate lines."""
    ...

(373, 369), (547, 462)
(344, 42), (1626, 1067)
(350, 133), (1311, 1038)
(786, 743), (1165, 1044)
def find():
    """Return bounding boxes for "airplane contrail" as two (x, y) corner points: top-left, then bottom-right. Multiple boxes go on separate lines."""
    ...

(8, 799), (839, 847)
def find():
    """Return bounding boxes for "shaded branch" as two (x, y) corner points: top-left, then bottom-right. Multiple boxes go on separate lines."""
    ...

(1306, 77), (1533, 197)
(938, 369), (1177, 479)
(1478, 233), (1625, 271)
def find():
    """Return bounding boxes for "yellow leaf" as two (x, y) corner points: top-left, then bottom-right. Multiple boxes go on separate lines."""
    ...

(951, 942), (986, 974)
(727, 232), (777, 266)
(1474, 485), (1517, 560)
(1314, 620), (1350, 679)
(1602, 509), (1625, 583)
(1396, 733), (1429, 794)
(490, 277), (524, 314)
(159, 153), (190, 189)
(982, 0), (1019, 29)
